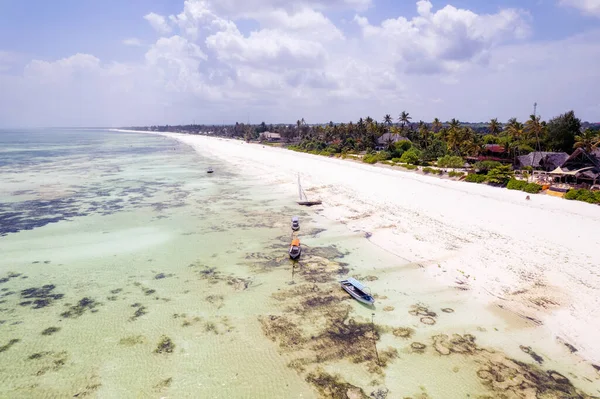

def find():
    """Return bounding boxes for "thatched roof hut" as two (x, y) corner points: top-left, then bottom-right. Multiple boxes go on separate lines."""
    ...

(516, 152), (569, 171)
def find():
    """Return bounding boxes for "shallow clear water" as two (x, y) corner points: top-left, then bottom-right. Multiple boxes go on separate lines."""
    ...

(0, 129), (598, 398)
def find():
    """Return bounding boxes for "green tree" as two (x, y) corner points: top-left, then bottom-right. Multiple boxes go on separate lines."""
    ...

(445, 119), (460, 154)
(400, 147), (421, 164)
(432, 117), (442, 133)
(574, 129), (600, 153)
(486, 165), (514, 186)
(525, 114), (544, 151)
(422, 139), (448, 161)
(483, 134), (498, 144)
(488, 118), (501, 135)
(437, 155), (464, 168)
(384, 114), (393, 127)
(545, 110), (581, 152)
(398, 111), (412, 137)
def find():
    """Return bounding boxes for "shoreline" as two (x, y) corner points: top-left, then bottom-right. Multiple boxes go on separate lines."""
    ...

(115, 130), (599, 207)
(112, 129), (600, 365)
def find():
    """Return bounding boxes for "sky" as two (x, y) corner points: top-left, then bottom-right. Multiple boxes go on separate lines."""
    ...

(0, 0), (599, 127)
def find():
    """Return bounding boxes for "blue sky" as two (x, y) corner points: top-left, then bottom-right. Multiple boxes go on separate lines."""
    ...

(0, 0), (599, 126)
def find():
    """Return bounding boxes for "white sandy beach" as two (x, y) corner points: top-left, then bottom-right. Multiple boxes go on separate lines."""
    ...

(117, 130), (600, 365)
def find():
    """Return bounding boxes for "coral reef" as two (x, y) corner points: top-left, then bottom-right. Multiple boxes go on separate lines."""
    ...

(154, 335), (175, 354)
(305, 369), (368, 399)
(60, 297), (100, 318)
(20, 284), (64, 309)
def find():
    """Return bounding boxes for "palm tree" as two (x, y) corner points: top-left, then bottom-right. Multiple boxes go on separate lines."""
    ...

(446, 120), (462, 155)
(488, 118), (501, 135)
(574, 129), (600, 153)
(504, 118), (526, 161)
(449, 118), (460, 130)
(365, 117), (378, 150)
(461, 127), (483, 157)
(524, 115), (543, 148)
(432, 117), (442, 133)
(384, 114), (393, 127)
(418, 121), (431, 149)
(398, 111), (412, 131)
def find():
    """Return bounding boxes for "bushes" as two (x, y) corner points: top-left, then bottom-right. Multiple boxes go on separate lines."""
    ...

(465, 174), (487, 183)
(402, 164), (418, 170)
(362, 151), (393, 164)
(507, 179), (542, 194)
(507, 179), (527, 191)
(394, 140), (412, 152)
(422, 167), (442, 175)
(377, 151), (392, 161)
(448, 171), (465, 178)
(362, 154), (378, 164)
(523, 183), (542, 194)
(391, 158), (402, 163)
(565, 189), (600, 204)
(400, 148), (421, 165)
(437, 155), (464, 169)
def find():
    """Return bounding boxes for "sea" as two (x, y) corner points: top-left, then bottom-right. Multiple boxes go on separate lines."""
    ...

(0, 129), (598, 398)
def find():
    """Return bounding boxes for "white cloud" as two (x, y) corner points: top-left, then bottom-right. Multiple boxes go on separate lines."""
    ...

(355, 1), (529, 75)
(559, 0), (600, 17)
(250, 8), (344, 40)
(122, 38), (143, 46)
(201, 0), (371, 17)
(1, 0), (599, 127)
(144, 12), (172, 34)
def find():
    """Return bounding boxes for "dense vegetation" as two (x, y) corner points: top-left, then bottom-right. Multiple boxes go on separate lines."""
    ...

(281, 112), (599, 162)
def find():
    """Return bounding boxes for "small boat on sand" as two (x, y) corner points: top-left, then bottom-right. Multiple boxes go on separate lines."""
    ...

(297, 174), (321, 206)
(207, 167), (214, 173)
(340, 277), (374, 305)
(291, 216), (300, 231)
(289, 238), (301, 259)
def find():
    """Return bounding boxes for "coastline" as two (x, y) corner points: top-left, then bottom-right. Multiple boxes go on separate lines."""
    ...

(112, 129), (600, 366)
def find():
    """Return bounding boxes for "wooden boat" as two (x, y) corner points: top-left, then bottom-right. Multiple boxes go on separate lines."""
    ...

(289, 238), (301, 259)
(340, 277), (374, 305)
(207, 167), (214, 174)
(297, 174), (322, 206)
(291, 216), (300, 231)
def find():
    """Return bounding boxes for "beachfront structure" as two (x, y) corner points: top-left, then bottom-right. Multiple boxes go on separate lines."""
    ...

(516, 152), (569, 171)
(548, 148), (600, 185)
(376, 133), (410, 150)
(260, 132), (281, 142)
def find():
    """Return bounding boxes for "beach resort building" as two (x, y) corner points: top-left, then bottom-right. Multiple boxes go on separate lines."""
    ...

(259, 132), (281, 142)
(516, 152), (569, 171)
(548, 148), (600, 186)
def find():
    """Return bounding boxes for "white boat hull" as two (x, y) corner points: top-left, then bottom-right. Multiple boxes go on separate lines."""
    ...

(340, 279), (374, 305)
